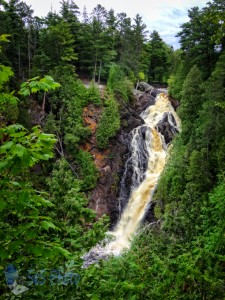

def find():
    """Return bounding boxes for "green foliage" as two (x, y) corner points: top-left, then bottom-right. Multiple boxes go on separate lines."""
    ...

(32, 20), (77, 73)
(0, 124), (71, 294)
(137, 71), (145, 81)
(0, 1), (33, 78)
(115, 13), (148, 80)
(150, 44), (225, 300)
(0, 34), (10, 46)
(47, 68), (92, 152)
(203, 0), (225, 46)
(203, 180), (225, 257)
(177, 5), (220, 79)
(107, 64), (133, 102)
(0, 65), (14, 89)
(168, 60), (188, 100)
(87, 81), (102, 106)
(148, 30), (173, 82)
(47, 158), (108, 255)
(156, 137), (188, 204)
(19, 75), (61, 96)
(0, 64), (18, 123)
(0, 55), (108, 298)
(1, 1), (225, 299)
(178, 65), (203, 141)
(18, 75), (61, 115)
(75, 150), (99, 191)
(0, 125), (56, 170)
(96, 93), (120, 149)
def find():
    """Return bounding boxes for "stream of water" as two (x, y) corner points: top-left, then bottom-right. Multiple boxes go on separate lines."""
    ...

(82, 93), (180, 267)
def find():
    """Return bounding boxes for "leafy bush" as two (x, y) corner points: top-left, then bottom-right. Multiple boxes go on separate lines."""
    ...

(75, 150), (99, 191)
(0, 65), (18, 124)
(168, 61), (188, 100)
(0, 125), (71, 295)
(96, 93), (120, 149)
(87, 81), (102, 106)
(47, 158), (107, 250)
(107, 64), (133, 103)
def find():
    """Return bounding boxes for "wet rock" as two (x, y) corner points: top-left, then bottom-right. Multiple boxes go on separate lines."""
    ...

(117, 125), (151, 215)
(137, 81), (154, 92)
(81, 236), (115, 268)
(169, 96), (180, 110)
(134, 82), (160, 114)
(156, 112), (179, 144)
(142, 202), (157, 224)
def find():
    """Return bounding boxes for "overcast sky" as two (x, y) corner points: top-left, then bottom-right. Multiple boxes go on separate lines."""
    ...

(23, 0), (209, 48)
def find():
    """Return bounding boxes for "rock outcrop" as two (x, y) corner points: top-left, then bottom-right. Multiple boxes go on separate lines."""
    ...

(134, 82), (159, 114)
(84, 82), (179, 228)
(83, 99), (144, 228)
(157, 112), (179, 144)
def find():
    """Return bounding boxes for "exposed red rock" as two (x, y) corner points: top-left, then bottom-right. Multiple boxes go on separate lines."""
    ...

(81, 92), (145, 227)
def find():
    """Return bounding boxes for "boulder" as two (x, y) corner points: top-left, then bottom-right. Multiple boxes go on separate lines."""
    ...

(133, 82), (160, 114)
(156, 112), (179, 144)
(137, 81), (154, 93)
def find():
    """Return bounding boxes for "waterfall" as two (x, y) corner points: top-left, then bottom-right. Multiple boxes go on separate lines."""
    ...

(82, 93), (180, 266)
(117, 125), (151, 216)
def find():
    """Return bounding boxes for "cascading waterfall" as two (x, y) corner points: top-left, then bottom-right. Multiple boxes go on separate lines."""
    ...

(117, 125), (151, 216)
(82, 92), (180, 266)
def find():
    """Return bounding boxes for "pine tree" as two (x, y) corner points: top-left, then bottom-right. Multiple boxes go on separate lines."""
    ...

(177, 6), (219, 79)
(178, 65), (203, 142)
(132, 14), (148, 77)
(148, 30), (172, 82)
(0, 0), (34, 78)
(33, 20), (77, 73)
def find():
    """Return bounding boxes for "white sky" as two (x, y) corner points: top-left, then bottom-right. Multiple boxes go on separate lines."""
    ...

(23, 0), (209, 48)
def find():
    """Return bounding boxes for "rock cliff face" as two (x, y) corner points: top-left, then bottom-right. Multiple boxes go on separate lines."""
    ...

(82, 98), (144, 228)
(83, 83), (178, 228)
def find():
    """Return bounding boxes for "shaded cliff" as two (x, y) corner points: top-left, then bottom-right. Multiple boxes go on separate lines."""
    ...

(82, 94), (144, 228)
(83, 82), (179, 228)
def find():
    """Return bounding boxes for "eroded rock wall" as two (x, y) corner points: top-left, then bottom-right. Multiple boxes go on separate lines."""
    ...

(83, 83), (179, 228)
(82, 99), (145, 228)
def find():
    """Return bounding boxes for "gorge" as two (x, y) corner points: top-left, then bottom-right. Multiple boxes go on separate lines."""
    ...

(83, 87), (180, 267)
(1, 1), (225, 297)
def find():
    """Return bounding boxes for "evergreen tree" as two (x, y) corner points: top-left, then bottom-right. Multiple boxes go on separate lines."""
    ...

(148, 30), (172, 82)
(33, 20), (77, 73)
(116, 13), (134, 74)
(205, 0), (225, 49)
(0, 0), (34, 79)
(178, 65), (203, 142)
(177, 6), (219, 79)
(131, 14), (148, 77)
(197, 52), (225, 175)
(59, 0), (80, 70)
(168, 52), (189, 100)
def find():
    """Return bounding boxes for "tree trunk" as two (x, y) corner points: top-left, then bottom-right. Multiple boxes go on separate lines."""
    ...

(93, 55), (97, 82)
(98, 60), (102, 84)
(18, 45), (21, 78)
(136, 79), (140, 90)
(41, 91), (46, 113)
(28, 35), (31, 77)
